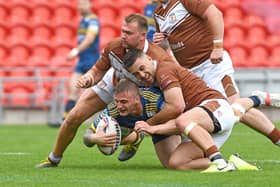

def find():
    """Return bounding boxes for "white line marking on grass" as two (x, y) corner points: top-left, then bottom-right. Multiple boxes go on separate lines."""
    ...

(0, 152), (31, 156)
(251, 159), (280, 164)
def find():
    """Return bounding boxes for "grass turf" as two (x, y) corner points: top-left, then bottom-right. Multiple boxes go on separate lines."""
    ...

(0, 122), (280, 187)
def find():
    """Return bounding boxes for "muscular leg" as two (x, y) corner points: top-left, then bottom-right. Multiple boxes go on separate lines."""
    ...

(154, 135), (181, 168)
(229, 94), (280, 144)
(53, 89), (107, 157)
(168, 141), (210, 170)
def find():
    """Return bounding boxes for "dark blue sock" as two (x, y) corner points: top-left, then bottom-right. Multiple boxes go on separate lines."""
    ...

(65, 100), (76, 112)
(249, 96), (261, 107)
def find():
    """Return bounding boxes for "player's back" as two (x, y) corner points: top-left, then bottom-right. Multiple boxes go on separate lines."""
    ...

(155, 60), (226, 111)
(154, 0), (213, 69)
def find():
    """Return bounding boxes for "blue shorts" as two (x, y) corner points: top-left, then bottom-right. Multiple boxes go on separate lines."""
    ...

(151, 134), (170, 145)
(74, 59), (95, 74)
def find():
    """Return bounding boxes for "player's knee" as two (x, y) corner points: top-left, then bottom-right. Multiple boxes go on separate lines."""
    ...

(167, 158), (181, 170)
(231, 103), (246, 122)
(175, 116), (188, 131)
(63, 113), (83, 130)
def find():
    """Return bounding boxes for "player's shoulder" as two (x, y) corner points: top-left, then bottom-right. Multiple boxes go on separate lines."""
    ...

(147, 42), (172, 60)
(85, 13), (99, 22)
(103, 37), (125, 54)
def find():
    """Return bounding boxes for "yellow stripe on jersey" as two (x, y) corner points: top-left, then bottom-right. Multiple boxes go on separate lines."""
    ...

(78, 29), (98, 35)
(141, 90), (161, 102)
(86, 14), (97, 19)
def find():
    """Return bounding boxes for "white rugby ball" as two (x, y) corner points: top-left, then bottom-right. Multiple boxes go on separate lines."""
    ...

(96, 116), (121, 155)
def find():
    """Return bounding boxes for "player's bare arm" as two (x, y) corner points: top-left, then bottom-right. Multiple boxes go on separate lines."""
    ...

(135, 119), (180, 135)
(147, 87), (185, 125)
(76, 66), (106, 88)
(67, 31), (98, 61)
(203, 4), (224, 64)
(153, 32), (169, 50)
(84, 124), (117, 147)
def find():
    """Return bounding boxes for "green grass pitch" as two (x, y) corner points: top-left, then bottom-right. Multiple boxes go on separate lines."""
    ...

(0, 122), (280, 187)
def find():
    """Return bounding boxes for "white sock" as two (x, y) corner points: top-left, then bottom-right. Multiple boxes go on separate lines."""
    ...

(209, 152), (227, 168)
(48, 152), (62, 164)
(275, 139), (280, 146)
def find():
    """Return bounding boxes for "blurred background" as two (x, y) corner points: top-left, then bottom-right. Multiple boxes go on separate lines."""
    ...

(0, 0), (280, 124)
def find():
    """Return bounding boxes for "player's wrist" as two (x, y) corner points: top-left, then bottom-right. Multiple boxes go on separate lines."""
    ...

(213, 39), (223, 49)
(70, 48), (80, 56)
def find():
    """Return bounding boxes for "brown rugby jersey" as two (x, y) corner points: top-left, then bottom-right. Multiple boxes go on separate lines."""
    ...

(94, 37), (174, 85)
(155, 60), (225, 111)
(154, 0), (213, 69)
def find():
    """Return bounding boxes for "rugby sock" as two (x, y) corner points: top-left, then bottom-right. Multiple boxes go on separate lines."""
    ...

(63, 100), (76, 120)
(65, 99), (76, 112)
(249, 96), (261, 107)
(48, 152), (62, 164)
(206, 146), (227, 168)
(267, 128), (280, 146)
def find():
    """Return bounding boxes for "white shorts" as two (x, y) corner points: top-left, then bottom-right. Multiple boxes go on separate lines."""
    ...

(91, 67), (115, 104)
(191, 51), (239, 97)
(182, 99), (237, 148)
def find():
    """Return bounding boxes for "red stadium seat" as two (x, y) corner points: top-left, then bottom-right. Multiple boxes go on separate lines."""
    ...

(7, 41), (31, 67)
(10, 2), (32, 23)
(224, 23), (247, 49)
(265, 16), (280, 34)
(32, 3), (53, 22)
(0, 42), (9, 61)
(269, 44), (280, 67)
(31, 42), (53, 59)
(246, 24), (269, 47)
(244, 14), (266, 27)
(31, 22), (54, 43)
(10, 22), (32, 41)
(228, 43), (250, 68)
(0, 20), (9, 38)
(100, 23), (119, 50)
(54, 3), (76, 21)
(7, 87), (32, 106)
(247, 43), (270, 67)
(53, 22), (76, 43)
(224, 5), (245, 21)
(0, 2), (10, 20)
(50, 55), (74, 68)
(96, 2), (118, 20)
(268, 34), (280, 47)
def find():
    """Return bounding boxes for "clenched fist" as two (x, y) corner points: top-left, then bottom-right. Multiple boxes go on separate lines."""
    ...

(76, 73), (94, 88)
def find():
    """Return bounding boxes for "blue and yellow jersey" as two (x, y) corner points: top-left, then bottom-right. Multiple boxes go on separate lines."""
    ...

(77, 13), (100, 66)
(91, 87), (164, 137)
(144, 2), (158, 41)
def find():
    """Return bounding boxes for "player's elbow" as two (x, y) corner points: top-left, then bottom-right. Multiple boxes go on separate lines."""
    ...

(173, 102), (185, 114)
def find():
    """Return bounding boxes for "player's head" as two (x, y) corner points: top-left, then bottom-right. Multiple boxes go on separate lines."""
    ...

(123, 48), (156, 86)
(121, 14), (148, 49)
(158, 0), (169, 4)
(151, 0), (160, 5)
(78, 0), (92, 16)
(114, 79), (142, 116)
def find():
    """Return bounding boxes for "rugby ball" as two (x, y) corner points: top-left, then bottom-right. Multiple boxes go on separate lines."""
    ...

(96, 116), (121, 155)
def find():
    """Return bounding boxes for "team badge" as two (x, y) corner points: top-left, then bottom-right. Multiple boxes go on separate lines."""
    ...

(169, 13), (177, 24)
(217, 110), (223, 117)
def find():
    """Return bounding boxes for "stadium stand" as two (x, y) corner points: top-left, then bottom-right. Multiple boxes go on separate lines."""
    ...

(1, 0), (280, 124)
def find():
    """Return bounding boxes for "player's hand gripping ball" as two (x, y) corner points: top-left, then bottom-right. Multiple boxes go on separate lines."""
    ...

(96, 116), (121, 155)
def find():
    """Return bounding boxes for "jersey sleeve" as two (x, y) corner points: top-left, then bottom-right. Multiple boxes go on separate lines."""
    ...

(156, 62), (181, 91)
(182, 0), (212, 17)
(87, 16), (100, 35)
(94, 43), (112, 71)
